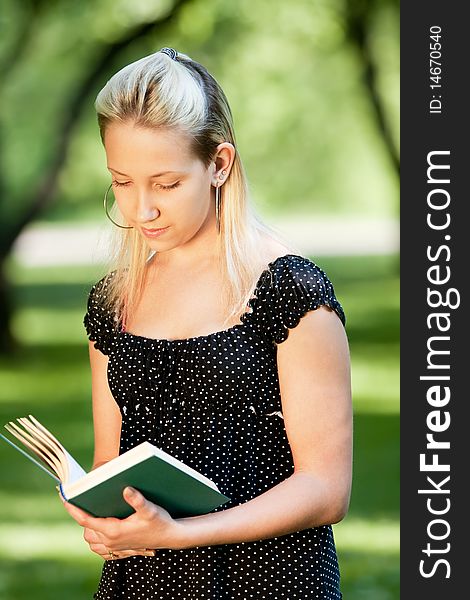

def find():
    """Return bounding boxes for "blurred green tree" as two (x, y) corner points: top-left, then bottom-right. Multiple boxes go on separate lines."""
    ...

(0, 0), (398, 354)
(343, 0), (399, 176)
(0, 0), (190, 353)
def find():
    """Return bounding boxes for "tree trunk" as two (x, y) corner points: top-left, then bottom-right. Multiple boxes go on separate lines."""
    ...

(0, 259), (18, 355)
(344, 0), (400, 180)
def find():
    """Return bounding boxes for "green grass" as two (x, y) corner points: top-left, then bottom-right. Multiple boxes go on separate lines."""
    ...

(0, 254), (399, 599)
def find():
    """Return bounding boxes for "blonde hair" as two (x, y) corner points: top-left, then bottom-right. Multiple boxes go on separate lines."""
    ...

(94, 48), (299, 331)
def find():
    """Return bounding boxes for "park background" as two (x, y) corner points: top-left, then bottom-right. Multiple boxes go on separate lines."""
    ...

(0, 1), (399, 598)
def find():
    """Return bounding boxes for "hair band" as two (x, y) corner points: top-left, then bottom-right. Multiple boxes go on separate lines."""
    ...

(159, 47), (178, 60)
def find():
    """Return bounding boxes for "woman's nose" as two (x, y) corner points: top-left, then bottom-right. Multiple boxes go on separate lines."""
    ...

(136, 191), (160, 223)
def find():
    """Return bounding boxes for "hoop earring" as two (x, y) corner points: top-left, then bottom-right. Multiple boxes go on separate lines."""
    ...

(104, 183), (133, 229)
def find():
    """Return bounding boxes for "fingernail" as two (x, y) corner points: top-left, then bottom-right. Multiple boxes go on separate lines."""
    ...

(125, 486), (135, 496)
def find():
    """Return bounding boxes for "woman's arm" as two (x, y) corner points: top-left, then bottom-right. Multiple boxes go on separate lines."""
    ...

(87, 341), (121, 470)
(74, 343), (156, 559)
(64, 306), (352, 553)
(173, 305), (353, 548)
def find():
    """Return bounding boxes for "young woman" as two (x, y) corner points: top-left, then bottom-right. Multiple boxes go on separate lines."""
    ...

(62, 47), (352, 599)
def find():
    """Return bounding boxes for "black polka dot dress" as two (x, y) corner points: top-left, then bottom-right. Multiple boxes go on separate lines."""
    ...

(83, 254), (346, 599)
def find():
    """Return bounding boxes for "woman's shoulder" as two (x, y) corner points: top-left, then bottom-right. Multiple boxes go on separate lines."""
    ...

(249, 238), (346, 342)
(83, 269), (121, 355)
(258, 237), (294, 262)
(257, 238), (320, 278)
(89, 268), (119, 293)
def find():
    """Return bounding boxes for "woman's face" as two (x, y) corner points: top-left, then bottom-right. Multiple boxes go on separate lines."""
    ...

(103, 121), (218, 252)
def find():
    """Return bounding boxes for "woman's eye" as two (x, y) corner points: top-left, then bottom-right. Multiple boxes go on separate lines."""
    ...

(112, 180), (130, 187)
(160, 182), (181, 191)
(111, 181), (180, 191)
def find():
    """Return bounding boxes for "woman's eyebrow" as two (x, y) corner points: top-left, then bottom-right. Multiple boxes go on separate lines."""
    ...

(107, 167), (181, 177)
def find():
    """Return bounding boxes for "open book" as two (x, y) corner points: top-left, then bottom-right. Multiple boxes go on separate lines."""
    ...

(1, 415), (230, 519)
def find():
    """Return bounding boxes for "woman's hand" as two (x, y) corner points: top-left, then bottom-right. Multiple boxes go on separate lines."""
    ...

(82, 528), (156, 561)
(61, 486), (185, 559)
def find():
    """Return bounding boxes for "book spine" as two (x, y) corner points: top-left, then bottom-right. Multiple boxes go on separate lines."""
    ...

(58, 482), (68, 502)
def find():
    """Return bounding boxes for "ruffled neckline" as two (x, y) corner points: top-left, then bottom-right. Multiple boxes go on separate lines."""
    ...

(119, 253), (305, 345)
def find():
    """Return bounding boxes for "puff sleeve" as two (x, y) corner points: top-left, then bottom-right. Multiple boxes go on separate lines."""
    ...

(83, 272), (120, 356)
(251, 255), (346, 345)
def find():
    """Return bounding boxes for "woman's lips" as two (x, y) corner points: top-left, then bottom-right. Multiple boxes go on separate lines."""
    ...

(141, 226), (169, 238)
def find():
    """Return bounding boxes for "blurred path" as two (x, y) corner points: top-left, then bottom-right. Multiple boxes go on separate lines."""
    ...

(11, 217), (399, 267)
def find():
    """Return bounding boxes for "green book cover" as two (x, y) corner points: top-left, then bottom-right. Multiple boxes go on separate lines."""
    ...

(1, 416), (230, 520)
(59, 442), (231, 519)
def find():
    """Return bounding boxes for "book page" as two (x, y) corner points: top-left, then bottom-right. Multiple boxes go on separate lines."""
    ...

(17, 417), (67, 478)
(4, 421), (64, 479)
(27, 415), (86, 483)
(4, 416), (87, 484)
(62, 448), (87, 483)
(0, 432), (60, 482)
